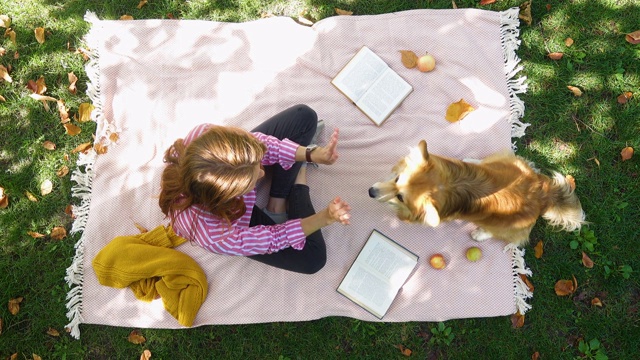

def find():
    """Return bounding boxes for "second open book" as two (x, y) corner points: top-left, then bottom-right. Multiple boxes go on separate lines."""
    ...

(331, 46), (413, 126)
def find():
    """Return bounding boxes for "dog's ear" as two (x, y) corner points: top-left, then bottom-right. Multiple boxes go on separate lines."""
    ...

(423, 200), (440, 227)
(418, 140), (429, 161)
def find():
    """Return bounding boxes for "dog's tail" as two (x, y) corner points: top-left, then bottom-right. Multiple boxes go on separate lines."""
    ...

(542, 172), (586, 232)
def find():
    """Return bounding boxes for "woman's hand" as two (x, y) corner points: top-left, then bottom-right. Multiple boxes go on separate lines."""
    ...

(325, 196), (351, 225)
(311, 128), (339, 165)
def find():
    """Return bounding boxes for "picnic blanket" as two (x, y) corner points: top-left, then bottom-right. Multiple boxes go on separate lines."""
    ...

(65, 8), (532, 339)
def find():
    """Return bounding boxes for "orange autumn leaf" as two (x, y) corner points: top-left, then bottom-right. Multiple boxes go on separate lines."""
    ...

(64, 123), (82, 136)
(511, 311), (525, 328)
(94, 142), (108, 155)
(519, 274), (534, 292)
(620, 146), (634, 161)
(617, 92), (632, 104)
(128, 329), (147, 344)
(480, 0), (496, 5)
(120, 15), (134, 20)
(68, 72), (78, 94)
(8, 296), (23, 315)
(72, 141), (93, 154)
(58, 100), (70, 123)
(548, 52), (564, 60)
(581, 251), (594, 268)
(27, 231), (45, 238)
(35, 76), (47, 94)
(335, 8), (354, 16)
(564, 37), (574, 47)
(65, 204), (75, 218)
(33, 355), (42, 360)
(34, 27), (45, 44)
(625, 30), (640, 45)
(554, 276), (577, 296)
(0, 186), (8, 209)
(56, 165), (70, 177)
(399, 50), (418, 69)
(532, 351), (540, 360)
(109, 132), (120, 143)
(534, 240), (543, 258)
(137, 0), (148, 9)
(140, 349), (152, 360)
(43, 140), (56, 150)
(50, 226), (67, 240)
(78, 103), (95, 122)
(591, 297), (603, 307)
(46, 327), (61, 337)
(25, 191), (38, 202)
(134, 222), (149, 233)
(393, 344), (412, 356)
(0, 64), (12, 82)
(445, 99), (475, 122)
(567, 86), (582, 97)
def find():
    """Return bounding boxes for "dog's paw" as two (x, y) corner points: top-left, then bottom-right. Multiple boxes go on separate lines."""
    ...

(471, 228), (493, 241)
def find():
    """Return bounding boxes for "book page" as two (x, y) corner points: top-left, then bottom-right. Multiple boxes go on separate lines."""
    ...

(337, 231), (418, 318)
(355, 68), (413, 125)
(331, 46), (389, 103)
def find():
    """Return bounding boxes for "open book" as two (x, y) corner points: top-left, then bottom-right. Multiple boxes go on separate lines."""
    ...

(331, 46), (413, 126)
(337, 230), (419, 319)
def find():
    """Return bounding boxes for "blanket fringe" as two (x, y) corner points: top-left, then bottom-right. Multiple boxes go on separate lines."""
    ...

(64, 11), (104, 340)
(500, 8), (530, 150)
(503, 243), (533, 315)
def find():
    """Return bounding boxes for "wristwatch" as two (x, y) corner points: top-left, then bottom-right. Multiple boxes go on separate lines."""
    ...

(305, 145), (318, 163)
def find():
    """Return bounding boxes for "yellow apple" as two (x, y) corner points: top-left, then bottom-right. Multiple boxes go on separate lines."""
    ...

(417, 53), (436, 72)
(466, 247), (483, 262)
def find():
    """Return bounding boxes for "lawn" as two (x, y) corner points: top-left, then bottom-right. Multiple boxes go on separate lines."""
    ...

(1, 0), (639, 359)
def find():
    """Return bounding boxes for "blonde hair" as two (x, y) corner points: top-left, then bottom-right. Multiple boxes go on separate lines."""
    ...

(159, 125), (267, 224)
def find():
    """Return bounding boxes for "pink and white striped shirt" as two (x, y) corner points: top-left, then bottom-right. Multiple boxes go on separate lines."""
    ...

(171, 124), (306, 256)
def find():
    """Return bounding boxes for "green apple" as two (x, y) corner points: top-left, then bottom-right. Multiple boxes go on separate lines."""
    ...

(466, 247), (482, 262)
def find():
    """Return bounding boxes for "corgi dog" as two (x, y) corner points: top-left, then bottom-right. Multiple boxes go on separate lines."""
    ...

(368, 140), (586, 246)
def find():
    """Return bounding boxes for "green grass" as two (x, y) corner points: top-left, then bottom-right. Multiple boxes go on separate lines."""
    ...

(1, 0), (639, 359)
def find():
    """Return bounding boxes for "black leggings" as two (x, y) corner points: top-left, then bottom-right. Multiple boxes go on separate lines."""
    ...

(248, 105), (326, 274)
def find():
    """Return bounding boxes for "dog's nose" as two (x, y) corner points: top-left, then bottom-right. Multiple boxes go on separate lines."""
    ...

(368, 187), (378, 198)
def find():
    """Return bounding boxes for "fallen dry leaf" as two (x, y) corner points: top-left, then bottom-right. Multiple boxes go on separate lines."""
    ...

(621, 146), (634, 161)
(532, 351), (540, 360)
(56, 165), (70, 177)
(589, 157), (601, 167)
(564, 37), (574, 47)
(33, 354), (42, 360)
(452, 0), (458, 9)
(134, 222), (149, 233)
(399, 50), (418, 69)
(78, 103), (95, 122)
(120, 15), (134, 20)
(0, 64), (12, 82)
(567, 85), (582, 97)
(43, 141), (56, 150)
(68, 72), (78, 94)
(25, 191), (38, 202)
(554, 276), (577, 296)
(581, 251), (594, 268)
(0, 317), (3, 335)
(29, 93), (57, 111)
(109, 132), (120, 143)
(480, 0), (497, 5)
(534, 240), (544, 259)
(94, 142), (108, 155)
(335, 8), (353, 16)
(140, 349), (152, 360)
(393, 344), (412, 356)
(445, 99), (475, 122)
(40, 179), (53, 196)
(548, 52), (564, 60)
(137, 0), (148, 9)
(128, 329), (147, 344)
(8, 297), (23, 315)
(58, 100), (70, 123)
(64, 123), (82, 136)
(591, 297), (603, 307)
(36, 76), (47, 94)
(5, 29), (17, 46)
(0, 14), (11, 28)
(0, 94), (5, 102)
(0, 186), (8, 208)
(519, 274), (535, 292)
(27, 231), (45, 238)
(617, 92), (633, 104)
(519, 1), (532, 25)
(65, 204), (75, 218)
(72, 141), (93, 154)
(46, 327), (61, 337)
(511, 311), (525, 328)
(625, 30), (640, 45)
(34, 27), (45, 44)
(50, 226), (67, 240)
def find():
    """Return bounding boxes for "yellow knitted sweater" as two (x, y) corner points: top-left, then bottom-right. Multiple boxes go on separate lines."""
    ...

(92, 225), (208, 327)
